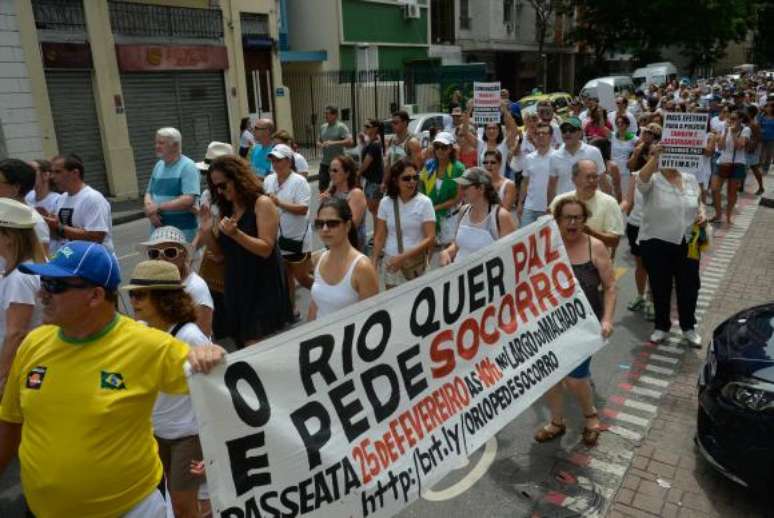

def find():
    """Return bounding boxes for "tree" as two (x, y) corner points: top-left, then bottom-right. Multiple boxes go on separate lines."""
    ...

(527, 0), (561, 90)
(752, 1), (774, 66)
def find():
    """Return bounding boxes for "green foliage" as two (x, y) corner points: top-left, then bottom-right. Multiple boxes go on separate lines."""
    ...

(752, 1), (774, 66)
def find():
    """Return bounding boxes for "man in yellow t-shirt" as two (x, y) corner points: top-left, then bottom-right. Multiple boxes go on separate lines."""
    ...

(0, 241), (225, 518)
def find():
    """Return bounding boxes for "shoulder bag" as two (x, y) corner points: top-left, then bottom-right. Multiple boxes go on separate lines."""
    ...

(394, 197), (427, 280)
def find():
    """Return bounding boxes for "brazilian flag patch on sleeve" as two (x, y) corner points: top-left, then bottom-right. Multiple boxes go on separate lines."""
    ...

(100, 371), (127, 390)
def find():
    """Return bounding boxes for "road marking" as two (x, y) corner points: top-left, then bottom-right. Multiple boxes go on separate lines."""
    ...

(637, 375), (670, 387)
(568, 452), (628, 477)
(642, 364), (675, 376)
(619, 382), (664, 399)
(602, 408), (650, 427)
(645, 353), (679, 365)
(609, 395), (658, 414)
(421, 436), (497, 501)
(654, 344), (684, 355)
(614, 266), (628, 281)
(606, 424), (643, 442)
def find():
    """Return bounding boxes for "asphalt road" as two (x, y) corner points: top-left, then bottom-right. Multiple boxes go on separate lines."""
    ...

(0, 181), (650, 517)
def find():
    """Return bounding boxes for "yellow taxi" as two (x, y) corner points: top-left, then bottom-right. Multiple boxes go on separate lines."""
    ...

(518, 92), (574, 118)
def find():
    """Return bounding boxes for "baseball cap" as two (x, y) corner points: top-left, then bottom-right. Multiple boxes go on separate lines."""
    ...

(560, 116), (582, 131)
(196, 141), (233, 171)
(433, 132), (455, 146)
(268, 144), (294, 160)
(136, 225), (192, 255)
(454, 167), (491, 187)
(20, 241), (121, 291)
(0, 198), (36, 229)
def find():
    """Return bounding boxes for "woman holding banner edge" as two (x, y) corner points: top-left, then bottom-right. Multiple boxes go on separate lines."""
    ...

(534, 196), (616, 447)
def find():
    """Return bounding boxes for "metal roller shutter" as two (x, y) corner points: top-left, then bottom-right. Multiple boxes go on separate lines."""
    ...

(45, 70), (109, 194)
(121, 71), (230, 191)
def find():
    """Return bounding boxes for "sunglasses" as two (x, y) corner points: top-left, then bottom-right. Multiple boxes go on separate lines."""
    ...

(313, 218), (343, 230)
(482, 160), (498, 165)
(128, 290), (149, 300)
(329, 167), (343, 173)
(561, 128), (578, 134)
(147, 247), (182, 260)
(400, 174), (419, 182)
(41, 277), (94, 295)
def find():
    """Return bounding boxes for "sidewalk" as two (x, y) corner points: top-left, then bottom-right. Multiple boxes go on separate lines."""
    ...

(608, 181), (774, 518)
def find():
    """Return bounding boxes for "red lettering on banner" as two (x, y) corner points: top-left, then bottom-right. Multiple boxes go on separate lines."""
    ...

(480, 305), (499, 344)
(531, 271), (559, 311)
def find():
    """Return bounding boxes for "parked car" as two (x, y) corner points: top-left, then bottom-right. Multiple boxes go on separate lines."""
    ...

(517, 92), (573, 118)
(382, 112), (454, 149)
(580, 76), (636, 98)
(696, 302), (774, 491)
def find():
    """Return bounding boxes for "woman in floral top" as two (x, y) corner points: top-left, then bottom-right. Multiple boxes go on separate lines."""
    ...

(419, 132), (465, 246)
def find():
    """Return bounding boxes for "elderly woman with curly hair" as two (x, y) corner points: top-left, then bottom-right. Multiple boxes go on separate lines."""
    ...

(198, 156), (292, 348)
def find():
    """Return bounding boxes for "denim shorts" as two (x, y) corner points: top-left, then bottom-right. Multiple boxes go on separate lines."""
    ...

(568, 357), (592, 379)
(364, 180), (383, 201)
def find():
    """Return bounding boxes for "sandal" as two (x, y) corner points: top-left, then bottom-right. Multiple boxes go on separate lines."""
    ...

(534, 420), (566, 443)
(582, 413), (601, 447)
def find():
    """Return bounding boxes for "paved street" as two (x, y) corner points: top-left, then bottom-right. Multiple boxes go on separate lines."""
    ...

(0, 177), (772, 517)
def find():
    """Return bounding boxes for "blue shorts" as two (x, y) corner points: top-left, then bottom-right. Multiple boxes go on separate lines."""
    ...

(568, 357), (592, 379)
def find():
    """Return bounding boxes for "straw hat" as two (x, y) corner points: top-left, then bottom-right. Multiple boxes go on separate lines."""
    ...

(196, 141), (234, 171)
(120, 260), (182, 291)
(0, 198), (36, 229)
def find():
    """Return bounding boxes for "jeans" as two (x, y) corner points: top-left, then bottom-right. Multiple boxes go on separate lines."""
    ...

(640, 238), (700, 332)
(519, 208), (546, 228)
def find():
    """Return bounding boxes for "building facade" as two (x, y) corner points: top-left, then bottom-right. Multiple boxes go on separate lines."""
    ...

(430, 0), (577, 98)
(1, 0), (291, 199)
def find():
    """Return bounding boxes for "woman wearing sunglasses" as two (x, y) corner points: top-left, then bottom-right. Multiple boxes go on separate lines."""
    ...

(0, 199), (46, 391)
(482, 149), (517, 220)
(419, 132), (465, 248)
(372, 159), (436, 289)
(308, 198), (378, 320)
(122, 260), (210, 518)
(322, 155), (368, 252)
(479, 103), (519, 179)
(138, 226), (214, 338)
(199, 156), (292, 348)
(439, 168), (516, 266)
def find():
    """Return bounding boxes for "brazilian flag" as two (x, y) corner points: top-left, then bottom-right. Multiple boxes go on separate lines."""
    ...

(100, 371), (126, 390)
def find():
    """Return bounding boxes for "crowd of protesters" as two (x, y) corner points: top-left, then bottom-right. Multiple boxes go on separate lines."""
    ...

(0, 69), (770, 516)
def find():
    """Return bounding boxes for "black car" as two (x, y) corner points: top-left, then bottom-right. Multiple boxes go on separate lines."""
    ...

(697, 302), (774, 491)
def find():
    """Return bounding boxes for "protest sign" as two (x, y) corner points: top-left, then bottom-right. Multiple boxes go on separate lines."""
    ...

(658, 112), (709, 172)
(188, 217), (604, 518)
(597, 81), (615, 113)
(473, 82), (501, 125)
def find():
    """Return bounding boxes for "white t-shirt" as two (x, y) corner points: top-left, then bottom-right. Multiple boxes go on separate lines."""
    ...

(611, 133), (638, 177)
(549, 143), (606, 197)
(479, 141), (509, 178)
(49, 185), (113, 253)
(240, 129), (255, 149)
(718, 126), (751, 164)
(608, 110), (639, 134)
(710, 116), (726, 135)
(627, 171), (645, 226)
(510, 135), (536, 172)
(183, 272), (214, 310)
(0, 269), (42, 349)
(637, 172), (700, 245)
(550, 189), (625, 236)
(31, 210), (49, 247)
(377, 193), (435, 257)
(522, 149), (552, 212)
(294, 152), (310, 175)
(263, 172), (311, 255)
(152, 322), (209, 439)
(25, 191), (61, 215)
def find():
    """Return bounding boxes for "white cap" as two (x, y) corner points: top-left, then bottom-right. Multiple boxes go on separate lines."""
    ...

(433, 132), (455, 146)
(196, 141), (234, 171)
(136, 225), (192, 255)
(268, 144), (294, 160)
(0, 198), (36, 229)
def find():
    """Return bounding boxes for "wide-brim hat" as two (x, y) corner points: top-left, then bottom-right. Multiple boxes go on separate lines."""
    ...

(136, 225), (193, 255)
(196, 141), (234, 171)
(455, 167), (491, 187)
(0, 198), (36, 229)
(120, 260), (183, 291)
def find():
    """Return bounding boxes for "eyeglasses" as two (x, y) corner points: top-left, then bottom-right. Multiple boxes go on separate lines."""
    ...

(313, 218), (343, 230)
(213, 181), (228, 192)
(482, 160), (498, 165)
(41, 277), (94, 295)
(147, 247), (182, 260)
(561, 215), (584, 223)
(400, 174), (419, 182)
(128, 290), (148, 300)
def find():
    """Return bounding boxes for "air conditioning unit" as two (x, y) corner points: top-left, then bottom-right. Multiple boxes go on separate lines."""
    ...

(403, 4), (420, 19)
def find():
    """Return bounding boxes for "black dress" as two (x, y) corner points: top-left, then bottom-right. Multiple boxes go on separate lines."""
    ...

(219, 206), (292, 346)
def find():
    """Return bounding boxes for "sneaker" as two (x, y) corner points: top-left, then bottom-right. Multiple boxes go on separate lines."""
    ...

(683, 329), (702, 348)
(643, 301), (655, 321)
(627, 295), (645, 311)
(650, 330), (668, 343)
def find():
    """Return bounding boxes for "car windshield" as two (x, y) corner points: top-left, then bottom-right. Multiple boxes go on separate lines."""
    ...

(521, 99), (540, 108)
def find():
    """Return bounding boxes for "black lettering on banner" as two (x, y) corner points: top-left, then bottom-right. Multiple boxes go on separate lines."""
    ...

(342, 323), (356, 375)
(396, 344), (428, 400)
(442, 275), (465, 323)
(358, 310), (391, 362)
(362, 363), (401, 423)
(290, 401), (332, 469)
(299, 334), (337, 396)
(411, 286), (439, 338)
(467, 264), (486, 312)
(485, 257), (506, 302)
(330, 379), (369, 441)
(225, 362), (271, 427)
(225, 432), (271, 495)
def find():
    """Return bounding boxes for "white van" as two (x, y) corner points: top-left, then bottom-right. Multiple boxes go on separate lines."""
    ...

(580, 76), (636, 98)
(644, 62), (678, 86)
(632, 67), (649, 91)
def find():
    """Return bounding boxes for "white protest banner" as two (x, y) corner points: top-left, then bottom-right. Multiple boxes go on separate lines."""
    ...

(188, 217), (604, 518)
(473, 81), (501, 125)
(597, 81), (615, 113)
(658, 112), (709, 172)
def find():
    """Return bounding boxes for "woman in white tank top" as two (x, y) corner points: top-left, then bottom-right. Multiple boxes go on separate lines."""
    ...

(439, 167), (517, 265)
(309, 197), (379, 320)
(482, 148), (518, 225)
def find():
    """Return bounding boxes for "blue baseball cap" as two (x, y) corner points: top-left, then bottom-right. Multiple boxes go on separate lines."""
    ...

(20, 241), (121, 291)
